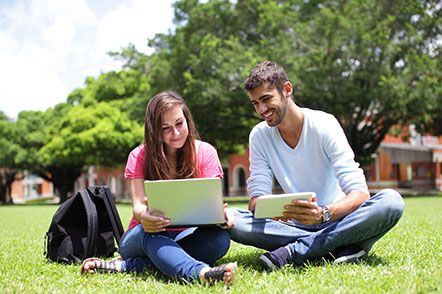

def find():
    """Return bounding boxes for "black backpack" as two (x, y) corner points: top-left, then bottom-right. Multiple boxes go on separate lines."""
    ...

(44, 186), (125, 264)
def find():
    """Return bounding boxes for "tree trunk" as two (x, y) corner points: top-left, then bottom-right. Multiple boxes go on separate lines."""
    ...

(0, 188), (6, 204)
(40, 164), (84, 204)
(0, 170), (17, 204)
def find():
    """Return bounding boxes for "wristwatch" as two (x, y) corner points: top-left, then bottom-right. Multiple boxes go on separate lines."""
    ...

(321, 206), (331, 222)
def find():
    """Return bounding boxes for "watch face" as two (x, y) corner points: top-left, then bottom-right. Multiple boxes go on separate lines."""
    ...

(323, 207), (331, 222)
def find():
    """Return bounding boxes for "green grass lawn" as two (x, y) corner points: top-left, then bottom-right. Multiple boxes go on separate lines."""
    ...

(0, 196), (441, 293)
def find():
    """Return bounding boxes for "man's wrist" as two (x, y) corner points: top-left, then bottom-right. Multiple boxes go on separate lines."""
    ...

(249, 196), (259, 212)
(320, 205), (331, 222)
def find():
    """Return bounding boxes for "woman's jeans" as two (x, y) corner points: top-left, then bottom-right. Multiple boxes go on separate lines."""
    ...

(119, 225), (230, 281)
(227, 189), (404, 265)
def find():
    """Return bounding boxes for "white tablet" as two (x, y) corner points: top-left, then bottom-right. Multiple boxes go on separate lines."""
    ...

(254, 192), (316, 219)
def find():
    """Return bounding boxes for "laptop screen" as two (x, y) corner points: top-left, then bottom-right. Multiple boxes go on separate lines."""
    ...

(144, 178), (226, 226)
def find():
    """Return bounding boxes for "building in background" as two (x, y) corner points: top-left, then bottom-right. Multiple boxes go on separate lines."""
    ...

(11, 171), (54, 203)
(368, 128), (442, 191)
(11, 166), (128, 203)
(10, 126), (442, 202)
(226, 126), (442, 196)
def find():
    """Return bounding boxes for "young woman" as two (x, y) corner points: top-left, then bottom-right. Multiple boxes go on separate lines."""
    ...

(81, 91), (236, 285)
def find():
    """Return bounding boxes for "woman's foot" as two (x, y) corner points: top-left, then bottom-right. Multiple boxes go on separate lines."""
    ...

(199, 262), (237, 285)
(80, 256), (123, 274)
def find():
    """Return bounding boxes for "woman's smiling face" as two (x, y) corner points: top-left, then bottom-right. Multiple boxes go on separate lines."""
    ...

(160, 105), (189, 154)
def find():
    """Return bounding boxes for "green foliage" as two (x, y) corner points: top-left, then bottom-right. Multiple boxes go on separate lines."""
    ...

(144, 0), (263, 155)
(131, 0), (441, 163)
(10, 108), (81, 202)
(0, 115), (26, 169)
(1, 0), (440, 201)
(14, 110), (53, 170)
(0, 197), (441, 292)
(0, 114), (26, 203)
(43, 102), (142, 202)
(290, 0), (441, 164)
(41, 102), (143, 167)
(67, 69), (152, 123)
(1, 69), (146, 202)
(7, 103), (143, 202)
(0, 111), (51, 203)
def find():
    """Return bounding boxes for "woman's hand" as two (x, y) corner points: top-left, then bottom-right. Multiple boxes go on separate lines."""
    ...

(140, 209), (171, 233)
(220, 203), (235, 229)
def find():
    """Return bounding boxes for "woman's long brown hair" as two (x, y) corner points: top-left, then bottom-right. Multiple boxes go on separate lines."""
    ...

(143, 91), (199, 180)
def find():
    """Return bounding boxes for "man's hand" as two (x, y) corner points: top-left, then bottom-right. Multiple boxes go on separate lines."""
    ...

(140, 209), (171, 233)
(277, 197), (323, 225)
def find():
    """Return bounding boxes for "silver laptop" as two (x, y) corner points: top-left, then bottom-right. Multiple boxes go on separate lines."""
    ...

(144, 177), (226, 227)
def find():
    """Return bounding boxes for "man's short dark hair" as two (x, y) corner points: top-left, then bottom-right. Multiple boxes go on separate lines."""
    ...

(244, 61), (289, 93)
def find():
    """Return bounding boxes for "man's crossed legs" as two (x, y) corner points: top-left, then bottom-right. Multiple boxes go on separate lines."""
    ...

(228, 189), (404, 268)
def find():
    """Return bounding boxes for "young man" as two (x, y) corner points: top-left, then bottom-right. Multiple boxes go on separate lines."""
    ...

(228, 61), (404, 269)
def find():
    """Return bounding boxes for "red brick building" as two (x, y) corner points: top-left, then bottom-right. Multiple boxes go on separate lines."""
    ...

(226, 129), (442, 196)
(368, 133), (442, 191)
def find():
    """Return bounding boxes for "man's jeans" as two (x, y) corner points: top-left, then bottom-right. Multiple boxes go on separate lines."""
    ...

(119, 225), (230, 281)
(228, 189), (404, 265)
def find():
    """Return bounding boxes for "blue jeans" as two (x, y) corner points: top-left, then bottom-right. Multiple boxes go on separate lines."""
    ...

(228, 189), (404, 265)
(119, 225), (230, 281)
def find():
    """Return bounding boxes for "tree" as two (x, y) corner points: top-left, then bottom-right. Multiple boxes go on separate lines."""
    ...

(137, 0), (441, 165)
(0, 113), (26, 204)
(6, 0), (438, 204)
(14, 62), (146, 203)
(14, 102), (143, 203)
(414, 52), (442, 136)
(67, 66), (153, 123)
(144, 0), (264, 156)
(37, 102), (142, 202)
(14, 108), (74, 203)
(290, 0), (441, 165)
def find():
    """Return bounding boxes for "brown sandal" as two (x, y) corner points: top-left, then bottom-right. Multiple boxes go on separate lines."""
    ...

(202, 262), (237, 285)
(80, 256), (122, 274)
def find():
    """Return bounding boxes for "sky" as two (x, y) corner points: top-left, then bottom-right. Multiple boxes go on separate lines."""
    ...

(0, 0), (175, 119)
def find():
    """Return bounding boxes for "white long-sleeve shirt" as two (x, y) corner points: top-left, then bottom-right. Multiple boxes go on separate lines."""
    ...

(247, 108), (369, 206)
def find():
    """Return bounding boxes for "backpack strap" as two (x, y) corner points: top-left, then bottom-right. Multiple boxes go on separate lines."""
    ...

(100, 186), (125, 245)
(88, 186), (125, 246)
(79, 189), (98, 259)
